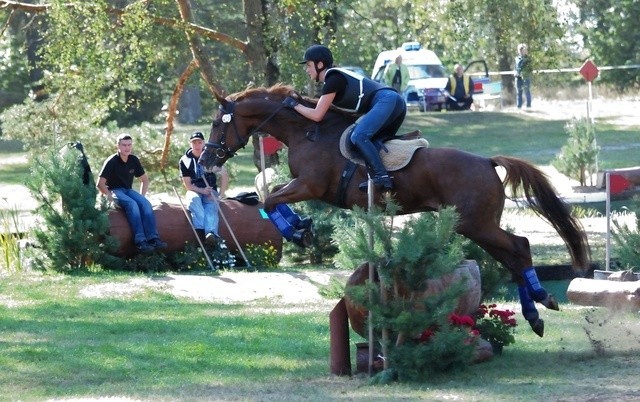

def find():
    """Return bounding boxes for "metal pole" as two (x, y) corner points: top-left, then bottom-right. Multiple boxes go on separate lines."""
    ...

(171, 185), (217, 271)
(258, 134), (270, 200)
(161, 170), (216, 271)
(367, 178), (375, 377)
(202, 176), (252, 268)
(605, 171), (611, 271)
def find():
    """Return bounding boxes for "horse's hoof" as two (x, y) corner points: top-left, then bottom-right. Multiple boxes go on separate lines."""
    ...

(296, 217), (313, 231)
(528, 318), (544, 337)
(292, 229), (313, 248)
(543, 294), (560, 311)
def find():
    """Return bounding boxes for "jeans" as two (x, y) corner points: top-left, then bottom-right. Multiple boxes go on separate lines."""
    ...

(112, 188), (160, 245)
(350, 89), (406, 144)
(516, 77), (531, 108)
(186, 190), (220, 235)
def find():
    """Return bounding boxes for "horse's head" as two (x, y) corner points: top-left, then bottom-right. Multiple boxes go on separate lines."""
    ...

(199, 84), (297, 169)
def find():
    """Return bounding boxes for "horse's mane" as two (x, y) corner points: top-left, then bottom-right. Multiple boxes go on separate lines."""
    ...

(228, 83), (295, 102)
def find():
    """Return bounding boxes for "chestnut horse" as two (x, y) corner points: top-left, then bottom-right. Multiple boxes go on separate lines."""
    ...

(199, 84), (590, 337)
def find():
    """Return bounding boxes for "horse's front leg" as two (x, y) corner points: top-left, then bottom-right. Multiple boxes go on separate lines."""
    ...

(263, 177), (318, 212)
(263, 178), (318, 248)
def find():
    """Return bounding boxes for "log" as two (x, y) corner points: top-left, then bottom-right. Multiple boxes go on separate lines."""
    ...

(107, 200), (282, 258)
(566, 278), (640, 310)
(344, 260), (482, 339)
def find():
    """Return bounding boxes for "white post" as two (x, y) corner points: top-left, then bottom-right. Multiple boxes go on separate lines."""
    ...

(367, 178), (375, 376)
(605, 172), (611, 271)
(258, 135), (269, 199)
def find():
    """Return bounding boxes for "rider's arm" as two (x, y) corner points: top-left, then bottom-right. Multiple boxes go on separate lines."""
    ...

(293, 92), (336, 122)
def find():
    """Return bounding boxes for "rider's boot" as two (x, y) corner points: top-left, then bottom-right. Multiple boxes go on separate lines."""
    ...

(354, 138), (393, 192)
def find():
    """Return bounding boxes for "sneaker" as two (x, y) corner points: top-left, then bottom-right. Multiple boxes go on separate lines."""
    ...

(205, 232), (220, 246)
(136, 241), (155, 254)
(148, 238), (167, 250)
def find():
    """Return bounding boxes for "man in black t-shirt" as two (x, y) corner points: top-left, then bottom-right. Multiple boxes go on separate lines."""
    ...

(96, 134), (167, 253)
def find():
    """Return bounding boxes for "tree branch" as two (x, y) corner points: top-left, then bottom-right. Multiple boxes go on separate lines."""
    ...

(0, 0), (248, 53)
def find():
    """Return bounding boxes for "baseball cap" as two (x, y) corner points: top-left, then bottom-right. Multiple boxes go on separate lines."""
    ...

(190, 132), (205, 141)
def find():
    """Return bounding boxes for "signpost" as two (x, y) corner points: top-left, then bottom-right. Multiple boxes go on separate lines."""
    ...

(580, 59), (610, 271)
(580, 59), (599, 122)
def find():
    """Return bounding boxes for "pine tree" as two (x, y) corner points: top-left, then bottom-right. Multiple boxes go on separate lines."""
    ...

(334, 204), (476, 382)
(27, 144), (119, 272)
(552, 117), (600, 186)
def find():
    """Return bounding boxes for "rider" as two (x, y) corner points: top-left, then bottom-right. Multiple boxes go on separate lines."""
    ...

(282, 44), (406, 192)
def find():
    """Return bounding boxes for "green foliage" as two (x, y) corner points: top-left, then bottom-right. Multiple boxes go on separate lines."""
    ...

(26, 148), (119, 272)
(335, 205), (476, 381)
(577, 0), (640, 92)
(389, 327), (476, 382)
(611, 200), (640, 270)
(243, 241), (279, 271)
(284, 200), (348, 265)
(552, 117), (600, 186)
(122, 240), (236, 273)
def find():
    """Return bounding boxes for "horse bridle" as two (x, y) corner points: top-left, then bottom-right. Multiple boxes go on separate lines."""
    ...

(205, 100), (287, 161)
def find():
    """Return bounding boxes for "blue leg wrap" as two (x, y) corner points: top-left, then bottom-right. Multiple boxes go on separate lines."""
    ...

(267, 203), (300, 241)
(524, 267), (548, 302)
(518, 285), (539, 322)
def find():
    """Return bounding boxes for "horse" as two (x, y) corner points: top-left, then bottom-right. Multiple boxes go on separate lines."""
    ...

(199, 84), (590, 338)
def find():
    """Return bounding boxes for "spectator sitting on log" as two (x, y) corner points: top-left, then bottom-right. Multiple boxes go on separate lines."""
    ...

(179, 131), (229, 246)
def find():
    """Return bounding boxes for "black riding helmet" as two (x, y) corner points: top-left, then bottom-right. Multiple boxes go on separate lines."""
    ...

(300, 45), (333, 81)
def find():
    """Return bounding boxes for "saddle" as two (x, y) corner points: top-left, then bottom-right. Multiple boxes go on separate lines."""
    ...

(339, 126), (429, 171)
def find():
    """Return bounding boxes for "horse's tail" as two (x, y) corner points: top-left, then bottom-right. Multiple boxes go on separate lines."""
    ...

(491, 155), (591, 272)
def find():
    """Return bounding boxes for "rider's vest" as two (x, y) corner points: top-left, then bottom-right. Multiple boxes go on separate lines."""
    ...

(449, 75), (471, 96)
(325, 68), (389, 113)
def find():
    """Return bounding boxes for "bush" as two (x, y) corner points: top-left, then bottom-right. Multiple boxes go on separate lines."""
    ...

(612, 199), (640, 270)
(26, 145), (120, 272)
(552, 117), (600, 186)
(334, 204), (477, 382)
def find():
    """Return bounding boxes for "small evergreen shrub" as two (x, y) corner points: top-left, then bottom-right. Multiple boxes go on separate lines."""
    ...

(27, 147), (120, 272)
(552, 117), (600, 186)
(334, 205), (477, 382)
(612, 200), (640, 270)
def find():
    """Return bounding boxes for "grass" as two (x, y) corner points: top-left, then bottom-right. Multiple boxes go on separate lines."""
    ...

(1, 272), (640, 401)
(0, 155), (28, 186)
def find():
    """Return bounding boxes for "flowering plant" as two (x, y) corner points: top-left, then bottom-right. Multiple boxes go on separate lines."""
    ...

(419, 313), (479, 345)
(474, 304), (517, 346)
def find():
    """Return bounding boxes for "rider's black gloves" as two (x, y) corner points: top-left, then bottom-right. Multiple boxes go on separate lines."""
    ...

(282, 96), (299, 109)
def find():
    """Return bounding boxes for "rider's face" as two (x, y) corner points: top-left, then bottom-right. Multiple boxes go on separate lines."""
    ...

(304, 61), (323, 80)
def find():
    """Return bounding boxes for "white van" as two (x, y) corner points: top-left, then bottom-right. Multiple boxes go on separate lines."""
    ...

(371, 41), (448, 111)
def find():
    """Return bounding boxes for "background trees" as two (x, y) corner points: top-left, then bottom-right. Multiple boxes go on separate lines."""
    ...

(0, 0), (637, 147)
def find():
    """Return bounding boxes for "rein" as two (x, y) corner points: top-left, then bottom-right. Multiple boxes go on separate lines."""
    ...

(206, 100), (286, 160)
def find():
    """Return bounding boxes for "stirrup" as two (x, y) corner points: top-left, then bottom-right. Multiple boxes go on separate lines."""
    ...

(358, 175), (393, 192)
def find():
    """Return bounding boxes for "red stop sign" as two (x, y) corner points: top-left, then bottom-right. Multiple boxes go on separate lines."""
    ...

(580, 59), (599, 82)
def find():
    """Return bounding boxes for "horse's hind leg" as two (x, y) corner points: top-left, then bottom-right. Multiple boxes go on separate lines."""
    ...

(461, 224), (557, 337)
